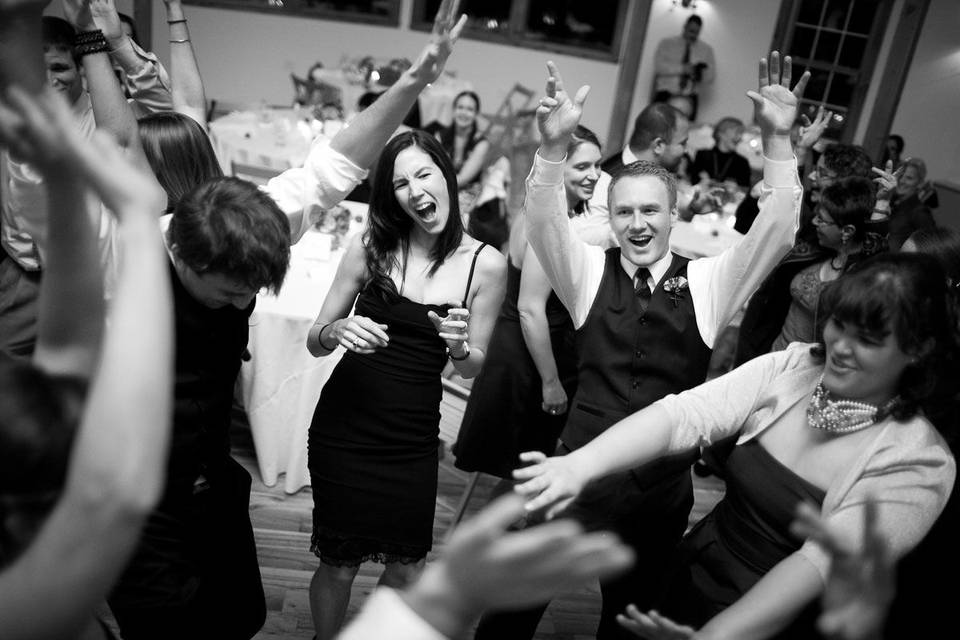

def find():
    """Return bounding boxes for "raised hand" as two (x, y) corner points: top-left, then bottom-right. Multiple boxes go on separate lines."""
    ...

(798, 105), (834, 150)
(61, 0), (95, 30)
(746, 51), (810, 138)
(791, 501), (894, 640)
(617, 607), (696, 640)
(536, 60), (590, 155)
(872, 160), (900, 202)
(406, 0), (466, 87)
(512, 450), (588, 519)
(327, 315), (390, 354)
(88, 0), (124, 47)
(427, 302), (469, 357)
(0, 86), (163, 219)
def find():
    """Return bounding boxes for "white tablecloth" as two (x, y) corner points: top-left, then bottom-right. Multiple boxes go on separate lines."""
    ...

(240, 201), (367, 494)
(670, 213), (743, 259)
(209, 108), (323, 176)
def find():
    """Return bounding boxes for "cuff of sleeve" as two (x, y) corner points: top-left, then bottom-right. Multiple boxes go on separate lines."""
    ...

(762, 155), (800, 188)
(312, 139), (369, 183)
(529, 151), (566, 185)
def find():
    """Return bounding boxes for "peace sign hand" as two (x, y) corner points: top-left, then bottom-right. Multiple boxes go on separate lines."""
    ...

(407, 0), (466, 87)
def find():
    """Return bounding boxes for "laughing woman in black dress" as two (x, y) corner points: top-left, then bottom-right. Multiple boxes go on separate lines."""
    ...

(304, 129), (506, 639)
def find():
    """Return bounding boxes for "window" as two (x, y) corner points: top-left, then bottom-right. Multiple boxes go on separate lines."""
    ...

(183, 0), (401, 27)
(411, 0), (628, 62)
(772, 0), (894, 141)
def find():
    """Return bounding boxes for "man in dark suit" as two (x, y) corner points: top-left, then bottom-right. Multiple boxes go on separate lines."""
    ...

(602, 102), (689, 177)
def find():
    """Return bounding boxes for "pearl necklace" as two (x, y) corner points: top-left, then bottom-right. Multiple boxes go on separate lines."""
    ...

(806, 378), (899, 434)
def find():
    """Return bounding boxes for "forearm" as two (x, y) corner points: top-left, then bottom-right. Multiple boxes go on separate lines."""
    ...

(448, 344), (484, 379)
(83, 51), (141, 150)
(165, 7), (207, 124)
(33, 177), (104, 375)
(0, 4), (45, 92)
(331, 72), (424, 168)
(518, 307), (561, 385)
(307, 319), (340, 357)
(762, 133), (794, 163)
(696, 553), (822, 640)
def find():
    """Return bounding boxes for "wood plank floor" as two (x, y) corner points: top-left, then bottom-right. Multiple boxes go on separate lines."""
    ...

(237, 394), (726, 640)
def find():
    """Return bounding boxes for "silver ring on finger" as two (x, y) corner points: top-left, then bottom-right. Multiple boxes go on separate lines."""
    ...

(353, 337), (361, 349)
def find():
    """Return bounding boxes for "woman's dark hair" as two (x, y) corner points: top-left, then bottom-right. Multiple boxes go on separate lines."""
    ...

(168, 177), (290, 293)
(813, 253), (960, 420)
(906, 226), (960, 284)
(435, 91), (482, 170)
(365, 130), (463, 284)
(819, 176), (875, 243)
(568, 125), (602, 213)
(138, 112), (224, 213)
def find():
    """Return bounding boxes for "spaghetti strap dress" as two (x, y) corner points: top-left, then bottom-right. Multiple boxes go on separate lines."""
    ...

(308, 244), (487, 566)
(452, 257), (577, 477)
(658, 439), (827, 638)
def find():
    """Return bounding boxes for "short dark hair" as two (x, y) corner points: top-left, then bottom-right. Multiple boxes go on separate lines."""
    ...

(365, 130), (463, 281)
(820, 143), (872, 180)
(609, 160), (678, 211)
(888, 134), (905, 153)
(629, 102), (686, 153)
(686, 15), (703, 27)
(712, 117), (744, 144)
(167, 177), (291, 293)
(41, 17), (76, 61)
(138, 112), (224, 213)
(819, 176), (875, 241)
(814, 253), (960, 420)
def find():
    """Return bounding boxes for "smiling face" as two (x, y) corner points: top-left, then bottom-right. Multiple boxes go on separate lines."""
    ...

(609, 175), (677, 267)
(897, 165), (922, 198)
(44, 47), (82, 104)
(453, 94), (479, 130)
(821, 318), (913, 406)
(564, 142), (602, 207)
(392, 145), (451, 237)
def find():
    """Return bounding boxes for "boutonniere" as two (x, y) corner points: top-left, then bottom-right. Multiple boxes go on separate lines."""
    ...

(662, 276), (689, 308)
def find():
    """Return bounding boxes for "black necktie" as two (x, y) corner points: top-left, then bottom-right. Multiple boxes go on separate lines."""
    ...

(680, 42), (692, 90)
(635, 268), (652, 313)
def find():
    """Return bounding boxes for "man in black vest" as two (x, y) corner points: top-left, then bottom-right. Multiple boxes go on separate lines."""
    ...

(475, 55), (807, 639)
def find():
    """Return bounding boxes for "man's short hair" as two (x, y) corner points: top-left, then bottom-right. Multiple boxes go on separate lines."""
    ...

(167, 177), (291, 294)
(41, 17), (76, 59)
(628, 103), (686, 153)
(608, 160), (679, 211)
(820, 143), (872, 179)
(686, 15), (703, 27)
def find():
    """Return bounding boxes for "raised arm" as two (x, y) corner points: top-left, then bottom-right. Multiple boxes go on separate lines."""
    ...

(329, 0), (465, 169)
(0, 83), (172, 639)
(524, 61), (602, 326)
(517, 244), (568, 416)
(0, 0), (45, 93)
(163, 0), (207, 126)
(688, 52), (806, 347)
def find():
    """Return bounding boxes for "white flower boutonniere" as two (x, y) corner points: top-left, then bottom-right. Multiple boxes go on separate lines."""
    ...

(662, 276), (689, 308)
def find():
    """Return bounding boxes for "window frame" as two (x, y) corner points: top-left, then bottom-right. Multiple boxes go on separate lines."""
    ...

(182, 0), (401, 28)
(409, 0), (629, 62)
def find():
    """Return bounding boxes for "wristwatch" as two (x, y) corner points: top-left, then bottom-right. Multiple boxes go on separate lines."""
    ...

(447, 342), (470, 361)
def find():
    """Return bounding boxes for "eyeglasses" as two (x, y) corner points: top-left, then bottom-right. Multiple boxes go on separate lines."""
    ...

(812, 210), (837, 227)
(812, 167), (839, 183)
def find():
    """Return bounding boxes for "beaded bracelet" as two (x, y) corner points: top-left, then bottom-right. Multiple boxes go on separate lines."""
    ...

(74, 30), (110, 57)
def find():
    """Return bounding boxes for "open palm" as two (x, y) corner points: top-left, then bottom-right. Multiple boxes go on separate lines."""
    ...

(747, 52), (810, 137)
(408, 0), (466, 86)
(536, 61), (590, 149)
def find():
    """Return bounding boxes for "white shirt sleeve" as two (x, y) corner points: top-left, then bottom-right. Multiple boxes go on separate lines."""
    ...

(687, 155), (801, 347)
(262, 139), (368, 242)
(523, 152), (605, 328)
(336, 588), (449, 640)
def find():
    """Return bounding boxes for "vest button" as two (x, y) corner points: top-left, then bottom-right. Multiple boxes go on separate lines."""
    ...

(631, 378), (640, 389)
(639, 317), (647, 325)
(635, 350), (644, 358)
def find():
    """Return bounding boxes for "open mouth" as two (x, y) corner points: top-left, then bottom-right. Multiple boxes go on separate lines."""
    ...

(414, 202), (438, 223)
(626, 234), (653, 249)
(829, 355), (856, 373)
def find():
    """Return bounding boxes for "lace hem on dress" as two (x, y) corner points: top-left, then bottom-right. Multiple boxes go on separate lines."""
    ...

(310, 525), (428, 567)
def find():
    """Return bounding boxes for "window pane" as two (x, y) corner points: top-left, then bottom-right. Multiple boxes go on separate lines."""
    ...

(813, 30), (841, 64)
(822, 0), (852, 30)
(524, 0), (621, 49)
(838, 35), (867, 68)
(804, 72), (828, 102)
(791, 26), (817, 59)
(797, 0), (826, 26)
(419, 0), (512, 33)
(827, 73), (855, 107)
(847, 1), (874, 35)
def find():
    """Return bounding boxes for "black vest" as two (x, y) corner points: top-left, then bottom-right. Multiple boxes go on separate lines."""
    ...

(563, 250), (712, 480)
(167, 262), (254, 500)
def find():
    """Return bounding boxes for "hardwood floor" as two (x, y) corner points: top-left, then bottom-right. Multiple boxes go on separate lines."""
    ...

(238, 391), (726, 640)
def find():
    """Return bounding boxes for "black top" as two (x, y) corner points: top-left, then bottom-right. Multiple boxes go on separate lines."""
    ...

(689, 148), (752, 188)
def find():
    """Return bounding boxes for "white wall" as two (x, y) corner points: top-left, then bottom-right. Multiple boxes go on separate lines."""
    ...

(629, 0), (781, 129)
(890, 0), (960, 184)
(148, 0), (620, 143)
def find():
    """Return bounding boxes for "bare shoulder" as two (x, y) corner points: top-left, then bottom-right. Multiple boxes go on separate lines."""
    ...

(339, 232), (372, 279)
(470, 238), (507, 281)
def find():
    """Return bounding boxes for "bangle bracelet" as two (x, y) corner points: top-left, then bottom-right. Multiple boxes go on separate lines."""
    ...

(167, 19), (188, 24)
(74, 29), (110, 57)
(169, 38), (191, 43)
(317, 322), (338, 350)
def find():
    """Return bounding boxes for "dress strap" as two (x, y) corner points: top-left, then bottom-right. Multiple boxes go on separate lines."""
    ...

(462, 242), (488, 304)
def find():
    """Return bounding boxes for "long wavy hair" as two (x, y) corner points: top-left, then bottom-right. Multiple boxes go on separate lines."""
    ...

(138, 112), (224, 214)
(812, 253), (960, 421)
(364, 130), (463, 286)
